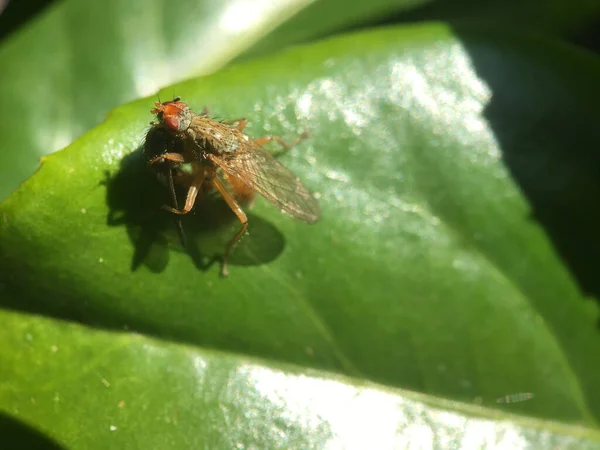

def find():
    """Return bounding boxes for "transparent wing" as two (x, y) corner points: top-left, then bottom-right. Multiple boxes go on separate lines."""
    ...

(207, 146), (320, 223)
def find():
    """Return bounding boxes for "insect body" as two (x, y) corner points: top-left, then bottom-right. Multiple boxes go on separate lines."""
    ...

(143, 97), (320, 276)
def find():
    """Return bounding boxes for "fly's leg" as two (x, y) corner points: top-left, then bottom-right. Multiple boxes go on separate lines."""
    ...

(201, 107), (248, 131)
(148, 152), (186, 166)
(253, 131), (310, 156)
(210, 171), (248, 277)
(167, 168), (187, 248)
(148, 149), (194, 245)
(162, 169), (206, 215)
(223, 118), (248, 132)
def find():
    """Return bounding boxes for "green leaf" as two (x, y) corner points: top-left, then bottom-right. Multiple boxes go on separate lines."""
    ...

(2, 23), (600, 444)
(2, 309), (599, 449)
(0, 0), (423, 201)
(3, 0), (598, 202)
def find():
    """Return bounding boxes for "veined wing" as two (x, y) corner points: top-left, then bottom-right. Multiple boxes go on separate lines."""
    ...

(207, 146), (320, 223)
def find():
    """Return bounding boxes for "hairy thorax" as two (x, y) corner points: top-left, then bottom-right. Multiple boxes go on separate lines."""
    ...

(183, 116), (249, 159)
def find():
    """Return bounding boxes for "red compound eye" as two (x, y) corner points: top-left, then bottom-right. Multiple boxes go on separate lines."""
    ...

(151, 100), (190, 132)
(161, 102), (188, 131)
(163, 114), (180, 131)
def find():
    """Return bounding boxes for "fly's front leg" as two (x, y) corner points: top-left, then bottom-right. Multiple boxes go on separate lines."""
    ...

(162, 169), (206, 215)
(167, 168), (187, 248)
(148, 152), (186, 167)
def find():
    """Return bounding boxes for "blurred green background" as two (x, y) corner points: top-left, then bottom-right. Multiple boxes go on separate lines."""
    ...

(1, 0), (600, 448)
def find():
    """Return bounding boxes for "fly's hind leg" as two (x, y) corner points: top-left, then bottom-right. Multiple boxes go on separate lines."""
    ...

(210, 171), (248, 277)
(253, 130), (310, 157)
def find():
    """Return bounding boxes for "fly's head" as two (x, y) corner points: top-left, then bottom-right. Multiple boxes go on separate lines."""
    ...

(151, 97), (193, 134)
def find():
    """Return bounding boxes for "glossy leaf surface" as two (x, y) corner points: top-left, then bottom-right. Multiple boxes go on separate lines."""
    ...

(0, 0), (426, 200)
(2, 24), (600, 446)
(2, 309), (599, 449)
